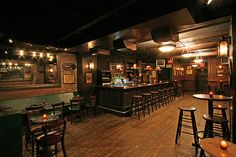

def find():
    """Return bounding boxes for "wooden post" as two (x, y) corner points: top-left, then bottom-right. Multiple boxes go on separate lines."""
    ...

(232, 11), (236, 143)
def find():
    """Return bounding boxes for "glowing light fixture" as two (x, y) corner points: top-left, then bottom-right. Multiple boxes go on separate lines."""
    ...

(158, 43), (175, 52)
(19, 50), (24, 56)
(88, 62), (94, 69)
(47, 53), (50, 58)
(39, 53), (43, 58)
(192, 64), (198, 68)
(218, 37), (229, 57)
(194, 56), (203, 63)
(182, 53), (193, 58)
(131, 63), (138, 69)
(32, 51), (36, 57)
(207, 0), (212, 5)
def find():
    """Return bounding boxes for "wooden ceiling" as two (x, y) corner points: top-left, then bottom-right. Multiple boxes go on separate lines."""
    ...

(0, 0), (233, 60)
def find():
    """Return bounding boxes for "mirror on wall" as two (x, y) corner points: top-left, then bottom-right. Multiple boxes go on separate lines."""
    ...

(0, 49), (60, 89)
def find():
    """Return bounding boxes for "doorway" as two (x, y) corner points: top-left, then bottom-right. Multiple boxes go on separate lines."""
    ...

(195, 68), (208, 92)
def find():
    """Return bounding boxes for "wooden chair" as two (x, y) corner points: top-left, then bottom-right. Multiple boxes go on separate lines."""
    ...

(83, 95), (97, 116)
(35, 119), (67, 157)
(25, 106), (44, 156)
(68, 98), (83, 123)
(52, 101), (65, 119)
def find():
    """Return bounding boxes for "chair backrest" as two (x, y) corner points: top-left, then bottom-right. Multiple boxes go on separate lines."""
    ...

(52, 101), (65, 117)
(26, 104), (44, 111)
(90, 95), (96, 107)
(42, 119), (67, 145)
(70, 99), (81, 110)
(70, 97), (84, 109)
(26, 108), (44, 128)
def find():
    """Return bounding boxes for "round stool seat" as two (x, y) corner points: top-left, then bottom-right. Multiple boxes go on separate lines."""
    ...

(213, 105), (227, 110)
(178, 106), (196, 111)
(202, 114), (228, 124)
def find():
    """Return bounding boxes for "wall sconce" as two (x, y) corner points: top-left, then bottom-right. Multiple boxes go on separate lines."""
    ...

(88, 62), (94, 70)
(48, 66), (54, 72)
(218, 36), (230, 57)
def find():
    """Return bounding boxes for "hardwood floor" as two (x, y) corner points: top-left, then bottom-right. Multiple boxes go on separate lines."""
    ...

(24, 92), (231, 157)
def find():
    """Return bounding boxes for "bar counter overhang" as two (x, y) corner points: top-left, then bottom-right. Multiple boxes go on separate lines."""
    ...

(96, 82), (170, 115)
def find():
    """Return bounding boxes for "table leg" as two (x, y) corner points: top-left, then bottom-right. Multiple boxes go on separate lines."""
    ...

(208, 100), (213, 137)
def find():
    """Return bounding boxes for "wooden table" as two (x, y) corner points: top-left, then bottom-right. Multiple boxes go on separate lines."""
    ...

(192, 94), (232, 116)
(31, 114), (59, 124)
(200, 138), (236, 157)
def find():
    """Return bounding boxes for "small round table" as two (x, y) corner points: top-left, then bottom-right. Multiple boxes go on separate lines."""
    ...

(200, 138), (236, 157)
(192, 94), (232, 116)
(31, 114), (59, 124)
(193, 94), (232, 138)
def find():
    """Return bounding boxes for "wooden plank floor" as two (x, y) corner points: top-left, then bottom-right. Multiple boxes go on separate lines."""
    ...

(24, 92), (231, 157)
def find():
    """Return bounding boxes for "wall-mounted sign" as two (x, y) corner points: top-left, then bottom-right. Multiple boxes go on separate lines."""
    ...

(62, 63), (76, 71)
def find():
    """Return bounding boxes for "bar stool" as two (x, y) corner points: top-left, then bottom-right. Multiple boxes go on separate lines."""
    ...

(213, 104), (227, 119)
(131, 95), (144, 120)
(202, 114), (230, 140)
(150, 91), (159, 110)
(158, 89), (166, 107)
(170, 87), (175, 101)
(142, 93), (152, 114)
(175, 106), (198, 147)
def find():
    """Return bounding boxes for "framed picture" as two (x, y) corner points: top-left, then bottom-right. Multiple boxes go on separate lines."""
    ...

(156, 59), (165, 68)
(221, 57), (229, 65)
(186, 69), (192, 75)
(186, 66), (192, 70)
(63, 74), (75, 84)
(86, 72), (92, 84)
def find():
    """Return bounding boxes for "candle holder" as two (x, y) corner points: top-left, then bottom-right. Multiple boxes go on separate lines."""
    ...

(42, 113), (47, 119)
(220, 140), (228, 150)
(209, 92), (213, 98)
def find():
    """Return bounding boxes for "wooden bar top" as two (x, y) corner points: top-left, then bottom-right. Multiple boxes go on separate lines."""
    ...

(97, 82), (169, 90)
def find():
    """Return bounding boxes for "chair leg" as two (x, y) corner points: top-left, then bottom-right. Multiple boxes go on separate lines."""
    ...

(61, 140), (67, 157)
(199, 148), (205, 157)
(32, 135), (35, 157)
(25, 132), (30, 147)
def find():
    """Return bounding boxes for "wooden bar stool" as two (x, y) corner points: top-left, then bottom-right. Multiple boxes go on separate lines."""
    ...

(150, 91), (159, 110)
(131, 95), (144, 120)
(202, 114), (230, 140)
(213, 104), (227, 119)
(175, 106), (198, 147)
(142, 93), (152, 115)
(158, 89), (166, 107)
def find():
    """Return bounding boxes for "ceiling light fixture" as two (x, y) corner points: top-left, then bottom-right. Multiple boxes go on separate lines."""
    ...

(218, 36), (230, 57)
(158, 43), (176, 52)
(192, 64), (198, 68)
(182, 53), (193, 58)
(194, 56), (203, 63)
(207, 0), (213, 5)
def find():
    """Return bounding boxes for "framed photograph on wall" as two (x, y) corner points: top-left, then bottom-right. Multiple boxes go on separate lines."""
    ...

(63, 74), (75, 84)
(85, 72), (92, 84)
(156, 59), (165, 68)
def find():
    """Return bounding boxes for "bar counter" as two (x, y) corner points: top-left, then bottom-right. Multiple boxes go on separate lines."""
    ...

(96, 82), (170, 115)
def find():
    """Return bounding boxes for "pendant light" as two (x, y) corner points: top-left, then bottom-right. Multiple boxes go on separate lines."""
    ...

(194, 56), (203, 63)
(218, 36), (229, 57)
